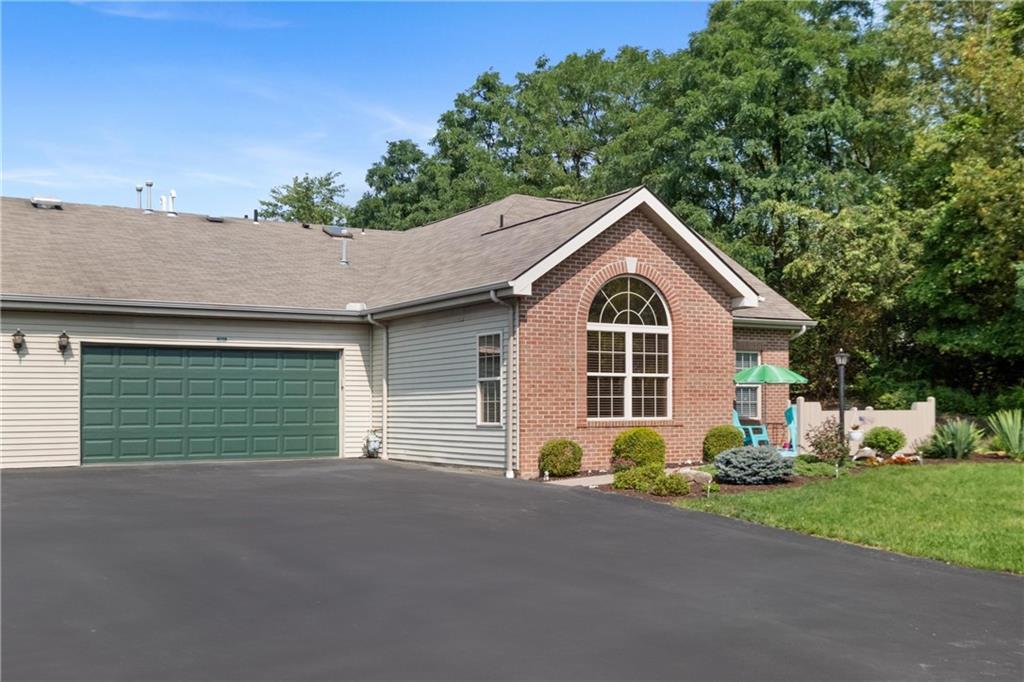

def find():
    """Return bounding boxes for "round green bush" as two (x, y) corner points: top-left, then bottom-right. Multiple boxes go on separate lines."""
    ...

(703, 425), (744, 462)
(538, 438), (583, 477)
(611, 427), (666, 471)
(863, 426), (907, 456)
(612, 464), (662, 492)
(648, 472), (690, 497)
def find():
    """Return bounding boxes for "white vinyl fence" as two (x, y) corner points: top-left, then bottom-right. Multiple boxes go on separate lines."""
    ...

(794, 396), (936, 455)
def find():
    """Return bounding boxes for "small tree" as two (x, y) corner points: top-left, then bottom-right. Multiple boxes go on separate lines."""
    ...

(807, 417), (848, 478)
(260, 171), (349, 225)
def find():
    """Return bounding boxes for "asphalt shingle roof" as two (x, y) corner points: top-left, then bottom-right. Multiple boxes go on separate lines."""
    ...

(0, 190), (811, 323)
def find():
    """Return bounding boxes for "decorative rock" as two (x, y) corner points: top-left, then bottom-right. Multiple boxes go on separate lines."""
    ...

(676, 468), (713, 485)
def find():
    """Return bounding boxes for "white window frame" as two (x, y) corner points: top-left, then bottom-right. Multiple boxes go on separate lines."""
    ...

(735, 350), (761, 421)
(586, 277), (672, 422)
(476, 331), (504, 427)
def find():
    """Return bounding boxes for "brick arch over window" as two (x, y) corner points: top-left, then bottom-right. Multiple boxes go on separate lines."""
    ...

(577, 264), (678, 422)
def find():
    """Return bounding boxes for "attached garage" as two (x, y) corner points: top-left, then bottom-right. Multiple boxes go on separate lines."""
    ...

(81, 346), (340, 463)
(0, 311), (373, 469)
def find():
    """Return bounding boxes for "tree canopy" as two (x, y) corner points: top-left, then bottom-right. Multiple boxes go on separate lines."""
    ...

(259, 172), (349, 226)
(266, 0), (1024, 411)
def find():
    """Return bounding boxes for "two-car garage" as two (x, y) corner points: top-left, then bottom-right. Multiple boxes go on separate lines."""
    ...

(0, 312), (374, 469)
(80, 346), (340, 462)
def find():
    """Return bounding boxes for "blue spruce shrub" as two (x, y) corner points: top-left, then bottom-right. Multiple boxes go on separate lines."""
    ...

(714, 446), (793, 485)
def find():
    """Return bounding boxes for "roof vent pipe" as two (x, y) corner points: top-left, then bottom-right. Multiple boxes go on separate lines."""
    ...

(499, 213), (504, 228)
(145, 180), (154, 213)
(167, 189), (177, 216)
(159, 195), (167, 212)
(135, 184), (143, 210)
(253, 209), (259, 224)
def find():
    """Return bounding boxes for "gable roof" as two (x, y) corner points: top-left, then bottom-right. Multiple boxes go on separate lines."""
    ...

(0, 189), (812, 324)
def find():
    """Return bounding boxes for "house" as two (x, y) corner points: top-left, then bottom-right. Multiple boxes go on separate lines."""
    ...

(0, 187), (813, 476)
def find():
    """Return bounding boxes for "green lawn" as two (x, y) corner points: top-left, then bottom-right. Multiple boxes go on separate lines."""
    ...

(677, 463), (1024, 573)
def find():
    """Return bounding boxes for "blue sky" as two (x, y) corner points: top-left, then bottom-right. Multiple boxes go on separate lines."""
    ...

(2, 2), (710, 216)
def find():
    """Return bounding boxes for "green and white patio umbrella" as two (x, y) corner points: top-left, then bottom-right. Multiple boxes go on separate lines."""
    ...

(733, 364), (808, 423)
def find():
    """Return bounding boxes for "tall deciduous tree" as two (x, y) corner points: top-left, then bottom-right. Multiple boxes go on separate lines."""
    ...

(260, 172), (349, 225)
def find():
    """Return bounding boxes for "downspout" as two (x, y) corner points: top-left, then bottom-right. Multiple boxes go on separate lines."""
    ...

(790, 324), (808, 341)
(366, 313), (388, 460)
(489, 290), (516, 479)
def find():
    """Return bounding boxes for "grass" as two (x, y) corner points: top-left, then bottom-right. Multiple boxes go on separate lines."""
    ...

(677, 463), (1024, 573)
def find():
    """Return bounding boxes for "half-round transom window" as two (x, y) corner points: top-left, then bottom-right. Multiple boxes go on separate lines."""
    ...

(588, 276), (668, 326)
(586, 276), (670, 420)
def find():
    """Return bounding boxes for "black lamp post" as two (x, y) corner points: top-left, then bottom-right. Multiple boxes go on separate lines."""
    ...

(834, 349), (850, 447)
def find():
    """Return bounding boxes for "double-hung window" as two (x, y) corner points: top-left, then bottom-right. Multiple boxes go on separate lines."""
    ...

(586, 276), (670, 419)
(477, 333), (502, 425)
(735, 351), (760, 420)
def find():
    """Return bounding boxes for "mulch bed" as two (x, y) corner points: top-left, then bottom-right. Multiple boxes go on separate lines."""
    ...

(594, 475), (824, 503)
(593, 454), (1019, 504)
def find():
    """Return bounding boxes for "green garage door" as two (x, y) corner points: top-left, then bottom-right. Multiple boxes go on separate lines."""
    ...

(81, 345), (340, 463)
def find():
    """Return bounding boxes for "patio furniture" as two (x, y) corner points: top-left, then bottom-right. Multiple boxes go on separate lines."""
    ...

(778, 404), (798, 457)
(733, 410), (771, 447)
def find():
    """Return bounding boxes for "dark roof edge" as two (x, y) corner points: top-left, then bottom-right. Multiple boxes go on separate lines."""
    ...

(507, 186), (646, 281)
(479, 186), (640, 236)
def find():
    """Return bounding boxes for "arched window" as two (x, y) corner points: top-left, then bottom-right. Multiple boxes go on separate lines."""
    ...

(586, 276), (670, 419)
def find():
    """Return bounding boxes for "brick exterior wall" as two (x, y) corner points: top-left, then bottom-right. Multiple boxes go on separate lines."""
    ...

(733, 327), (793, 444)
(517, 208), (738, 478)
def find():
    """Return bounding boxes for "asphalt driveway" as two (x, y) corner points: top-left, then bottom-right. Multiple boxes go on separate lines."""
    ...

(3, 460), (1022, 681)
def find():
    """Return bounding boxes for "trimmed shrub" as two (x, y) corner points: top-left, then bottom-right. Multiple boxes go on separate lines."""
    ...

(612, 464), (662, 492)
(807, 418), (848, 466)
(611, 428), (665, 471)
(613, 465), (690, 497)
(714, 446), (793, 485)
(863, 426), (907, 457)
(920, 419), (982, 459)
(794, 459), (846, 478)
(986, 409), (1024, 460)
(538, 438), (583, 477)
(703, 425), (744, 462)
(648, 472), (690, 497)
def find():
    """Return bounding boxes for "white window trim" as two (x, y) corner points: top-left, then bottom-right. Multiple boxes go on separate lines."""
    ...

(476, 331), (504, 427)
(735, 350), (761, 422)
(585, 277), (673, 421)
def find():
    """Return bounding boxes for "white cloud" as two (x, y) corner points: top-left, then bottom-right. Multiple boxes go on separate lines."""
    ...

(79, 2), (289, 31)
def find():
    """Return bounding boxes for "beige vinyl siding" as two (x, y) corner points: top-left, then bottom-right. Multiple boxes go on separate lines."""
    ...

(0, 311), (373, 468)
(386, 303), (509, 468)
(370, 324), (385, 431)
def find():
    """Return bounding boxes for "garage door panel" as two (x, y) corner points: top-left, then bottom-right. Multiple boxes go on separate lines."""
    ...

(81, 346), (339, 463)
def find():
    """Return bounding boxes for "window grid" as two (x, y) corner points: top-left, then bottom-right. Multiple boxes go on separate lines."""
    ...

(586, 277), (671, 420)
(735, 351), (761, 420)
(478, 334), (502, 425)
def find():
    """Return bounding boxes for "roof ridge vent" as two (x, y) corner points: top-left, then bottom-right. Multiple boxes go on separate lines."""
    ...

(322, 225), (353, 238)
(30, 197), (63, 210)
(205, 215), (225, 223)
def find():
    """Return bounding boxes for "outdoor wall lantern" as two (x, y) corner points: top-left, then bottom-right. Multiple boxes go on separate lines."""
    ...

(834, 349), (850, 445)
(57, 331), (70, 354)
(12, 329), (25, 351)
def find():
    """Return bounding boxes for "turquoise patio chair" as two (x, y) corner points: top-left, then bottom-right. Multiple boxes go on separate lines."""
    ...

(732, 410), (771, 447)
(778, 405), (798, 457)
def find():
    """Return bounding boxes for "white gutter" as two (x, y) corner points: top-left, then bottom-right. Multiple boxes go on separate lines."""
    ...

(367, 283), (514, 319)
(0, 294), (364, 323)
(790, 324), (809, 341)
(732, 317), (818, 330)
(489, 290), (516, 479)
(366, 313), (389, 460)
